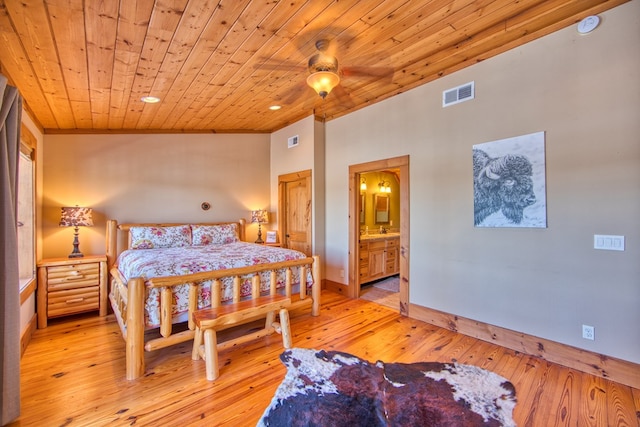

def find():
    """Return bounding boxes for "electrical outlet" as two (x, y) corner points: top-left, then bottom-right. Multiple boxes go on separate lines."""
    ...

(582, 324), (595, 340)
(339, 269), (345, 278)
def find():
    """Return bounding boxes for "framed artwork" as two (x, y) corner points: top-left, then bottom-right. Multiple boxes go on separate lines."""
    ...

(473, 131), (547, 228)
(265, 231), (277, 243)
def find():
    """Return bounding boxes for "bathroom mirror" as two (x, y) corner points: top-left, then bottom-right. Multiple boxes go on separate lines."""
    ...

(374, 193), (390, 224)
(360, 193), (365, 224)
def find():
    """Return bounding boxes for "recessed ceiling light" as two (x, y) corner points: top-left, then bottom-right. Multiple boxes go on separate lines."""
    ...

(141, 96), (161, 103)
(269, 105), (281, 111)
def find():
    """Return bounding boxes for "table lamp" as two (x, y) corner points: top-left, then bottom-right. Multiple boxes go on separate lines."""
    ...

(59, 206), (93, 258)
(251, 209), (269, 244)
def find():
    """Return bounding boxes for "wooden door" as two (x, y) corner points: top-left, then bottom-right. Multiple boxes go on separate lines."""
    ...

(278, 170), (312, 256)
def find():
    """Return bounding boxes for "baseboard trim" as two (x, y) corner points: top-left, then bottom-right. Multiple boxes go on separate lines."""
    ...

(324, 279), (348, 295)
(20, 313), (38, 358)
(409, 303), (639, 389)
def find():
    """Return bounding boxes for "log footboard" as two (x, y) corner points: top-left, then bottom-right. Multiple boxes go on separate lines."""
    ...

(108, 255), (320, 380)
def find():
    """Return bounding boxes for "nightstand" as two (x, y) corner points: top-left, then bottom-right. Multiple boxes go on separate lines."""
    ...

(36, 255), (108, 328)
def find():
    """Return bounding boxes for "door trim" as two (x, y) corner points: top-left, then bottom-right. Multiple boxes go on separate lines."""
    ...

(349, 156), (410, 316)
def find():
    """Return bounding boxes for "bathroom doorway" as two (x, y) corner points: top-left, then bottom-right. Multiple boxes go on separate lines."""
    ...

(348, 155), (409, 316)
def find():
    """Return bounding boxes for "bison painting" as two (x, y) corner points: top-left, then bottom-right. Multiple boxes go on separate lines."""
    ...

(473, 132), (546, 228)
(473, 149), (536, 226)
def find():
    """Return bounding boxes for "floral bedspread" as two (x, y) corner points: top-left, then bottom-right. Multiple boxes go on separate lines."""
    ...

(116, 242), (311, 327)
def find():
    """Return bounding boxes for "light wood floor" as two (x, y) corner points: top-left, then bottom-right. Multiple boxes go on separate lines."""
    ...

(360, 285), (399, 310)
(11, 290), (640, 426)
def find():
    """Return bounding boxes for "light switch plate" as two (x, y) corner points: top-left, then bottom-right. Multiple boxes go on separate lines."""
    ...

(594, 235), (625, 251)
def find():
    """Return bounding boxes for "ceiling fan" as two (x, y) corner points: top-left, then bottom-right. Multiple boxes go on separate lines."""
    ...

(305, 39), (342, 99)
(260, 36), (393, 105)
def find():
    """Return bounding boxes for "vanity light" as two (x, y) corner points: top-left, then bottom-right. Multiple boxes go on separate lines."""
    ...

(360, 178), (367, 191)
(378, 181), (391, 193)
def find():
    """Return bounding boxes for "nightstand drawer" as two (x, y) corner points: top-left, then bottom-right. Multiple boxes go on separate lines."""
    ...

(47, 263), (100, 290)
(48, 286), (100, 318)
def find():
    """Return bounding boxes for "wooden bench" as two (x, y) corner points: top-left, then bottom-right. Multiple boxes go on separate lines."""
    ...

(192, 295), (292, 381)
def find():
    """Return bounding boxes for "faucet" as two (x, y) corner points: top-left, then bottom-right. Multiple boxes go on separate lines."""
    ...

(380, 226), (387, 234)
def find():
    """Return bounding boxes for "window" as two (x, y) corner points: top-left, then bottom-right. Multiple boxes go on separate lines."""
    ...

(18, 141), (35, 290)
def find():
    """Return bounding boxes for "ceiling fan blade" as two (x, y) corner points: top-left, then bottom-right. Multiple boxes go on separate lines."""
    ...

(276, 81), (310, 105)
(293, 25), (357, 57)
(331, 85), (355, 109)
(255, 59), (306, 73)
(342, 66), (394, 81)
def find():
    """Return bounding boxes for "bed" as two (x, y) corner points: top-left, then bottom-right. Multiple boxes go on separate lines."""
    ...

(105, 219), (320, 380)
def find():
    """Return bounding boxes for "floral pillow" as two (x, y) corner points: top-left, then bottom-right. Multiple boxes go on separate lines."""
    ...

(191, 224), (239, 246)
(129, 225), (192, 249)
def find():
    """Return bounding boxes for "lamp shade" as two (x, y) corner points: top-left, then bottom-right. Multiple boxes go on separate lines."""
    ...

(251, 209), (269, 224)
(306, 71), (340, 99)
(59, 207), (94, 227)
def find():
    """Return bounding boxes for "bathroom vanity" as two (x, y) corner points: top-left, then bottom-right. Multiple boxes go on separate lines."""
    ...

(358, 234), (399, 284)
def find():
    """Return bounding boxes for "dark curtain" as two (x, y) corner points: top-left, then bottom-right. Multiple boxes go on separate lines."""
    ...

(0, 74), (22, 424)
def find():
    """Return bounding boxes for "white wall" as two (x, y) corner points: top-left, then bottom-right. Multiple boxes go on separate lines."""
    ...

(324, 2), (640, 363)
(269, 116), (316, 224)
(42, 133), (271, 257)
(270, 116), (326, 262)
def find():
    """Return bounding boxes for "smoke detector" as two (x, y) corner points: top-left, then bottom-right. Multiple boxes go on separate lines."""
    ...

(577, 16), (600, 34)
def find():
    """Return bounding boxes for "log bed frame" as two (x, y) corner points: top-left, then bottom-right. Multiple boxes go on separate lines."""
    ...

(105, 219), (321, 380)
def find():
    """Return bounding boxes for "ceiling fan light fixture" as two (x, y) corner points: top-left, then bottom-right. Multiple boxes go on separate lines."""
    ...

(306, 71), (340, 99)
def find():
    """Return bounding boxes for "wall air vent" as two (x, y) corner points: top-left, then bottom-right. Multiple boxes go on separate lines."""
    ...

(288, 135), (299, 148)
(443, 81), (475, 107)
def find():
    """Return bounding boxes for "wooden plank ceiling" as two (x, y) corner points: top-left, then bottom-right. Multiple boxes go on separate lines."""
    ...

(0, 0), (628, 133)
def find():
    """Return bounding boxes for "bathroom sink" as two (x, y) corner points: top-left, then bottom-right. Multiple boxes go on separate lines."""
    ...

(361, 232), (400, 240)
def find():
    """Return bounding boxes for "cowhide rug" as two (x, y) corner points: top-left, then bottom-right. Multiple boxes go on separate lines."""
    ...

(258, 348), (516, 427)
